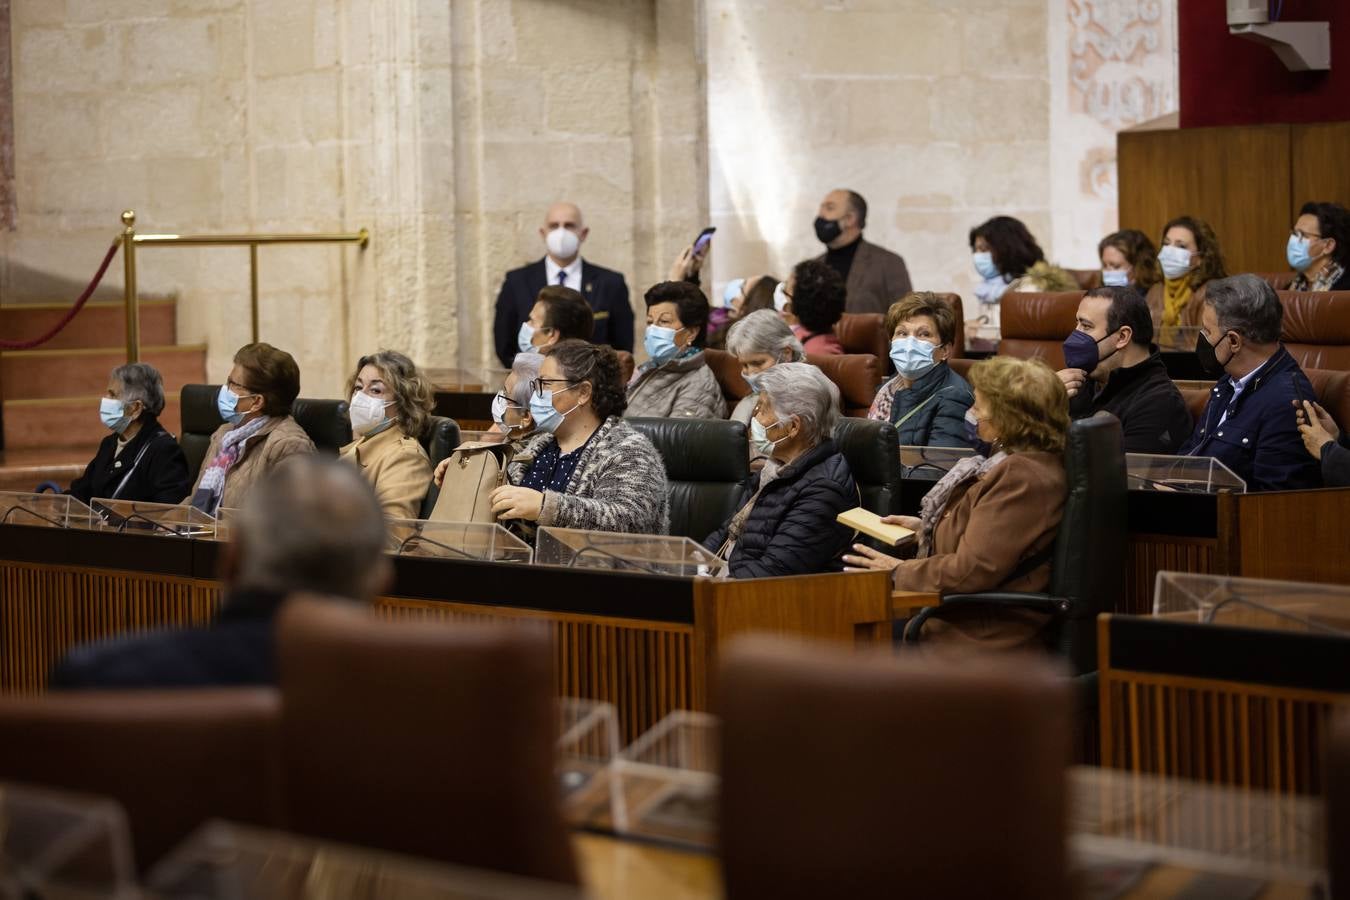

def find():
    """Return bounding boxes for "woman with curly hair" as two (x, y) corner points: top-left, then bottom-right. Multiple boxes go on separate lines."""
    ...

(844, 356), (1070, 647)
(339, 349), (436, 520)
(492, 340), (670, 536)
(1098, 228), (1162, 298)
(968, 216), (1076, 317)
(1146, 215), (1227, 333)
(782, 259), (845, 355)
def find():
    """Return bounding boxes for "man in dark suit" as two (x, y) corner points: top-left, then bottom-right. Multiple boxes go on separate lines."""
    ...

(1180, 274), (1322, 492)
(812, 189), (912, 315)
(493, 201), (632, 367)
(49, 456), (391, 689)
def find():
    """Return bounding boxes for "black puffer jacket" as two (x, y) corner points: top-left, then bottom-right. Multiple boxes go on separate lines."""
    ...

(702, 439), (858, 579)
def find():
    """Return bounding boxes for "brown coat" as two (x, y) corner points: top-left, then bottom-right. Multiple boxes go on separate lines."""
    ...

(816, 238), (913, 315)
(189, 416), (315, 511)
(339, 425), (432, 521)
(895, 451), (1066, 648)
(1145, 280), (1209, 334)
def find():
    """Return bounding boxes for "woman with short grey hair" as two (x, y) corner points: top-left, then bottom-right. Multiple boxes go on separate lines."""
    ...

(431, 352), (545, 490)
(725, 310), (806, 468)
(703, 362), (857, 578)
(68, 362), (192, 505)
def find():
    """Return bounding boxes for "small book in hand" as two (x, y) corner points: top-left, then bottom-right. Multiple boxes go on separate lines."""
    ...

(836, 507), (914, 546)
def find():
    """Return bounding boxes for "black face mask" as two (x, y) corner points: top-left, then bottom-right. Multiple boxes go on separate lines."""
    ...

(1195, 329), (1233, 377)
(814, 216), (843, 245)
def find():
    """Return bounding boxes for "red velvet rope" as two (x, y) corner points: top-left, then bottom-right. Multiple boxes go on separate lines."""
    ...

(0, 240), (122, 350)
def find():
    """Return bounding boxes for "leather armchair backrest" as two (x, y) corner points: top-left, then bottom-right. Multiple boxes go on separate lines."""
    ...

(933, 292), (966, 359)
(1180, 367), (1350, 432)
(806, 353), (883, 417)
(615, 350), (636, 385)
(717, 637), (1072, 900)
(291, 398), (352, 454)
(1278, 291), (1350, 371)
(834, 313), (888, 360)
(831, 417), (901, 516)
(1051, 415), (1127, 673)
(180, 384), (226, 483)
(416, 416), (462, 519)
(1066, 268), (1102, 291)
(0, 689), (282, 872)
(999, 292), (1084, 370)
(625, 417), (750, 541)
(276, 598), (578, 884)
(703, 348), (753, 406)
(1258, 272), (1297, 290)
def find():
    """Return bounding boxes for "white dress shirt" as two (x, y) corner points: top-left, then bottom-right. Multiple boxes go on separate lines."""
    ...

(544, 256), (583, 292)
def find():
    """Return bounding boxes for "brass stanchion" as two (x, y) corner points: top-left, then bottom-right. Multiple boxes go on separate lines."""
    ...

(121, 210), (140, 363)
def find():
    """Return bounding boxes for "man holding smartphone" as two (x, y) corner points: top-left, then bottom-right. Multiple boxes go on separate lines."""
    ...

(493, 202), (632, 367)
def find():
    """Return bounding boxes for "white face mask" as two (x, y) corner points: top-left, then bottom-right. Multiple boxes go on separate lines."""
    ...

(772, 282), (790, 313)
(1158, 245), (1193, 281)
(349, 390), (393, 437)
(545, 226), (580, 260)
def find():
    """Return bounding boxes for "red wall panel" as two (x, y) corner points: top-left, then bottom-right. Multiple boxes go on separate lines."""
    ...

(1180, 0), (1350, 127)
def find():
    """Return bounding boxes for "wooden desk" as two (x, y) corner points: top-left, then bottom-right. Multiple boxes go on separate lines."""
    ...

(0, 524), (894, 742)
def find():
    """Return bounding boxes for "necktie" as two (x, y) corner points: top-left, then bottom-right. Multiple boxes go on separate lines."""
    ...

(557, 270), (567, 287)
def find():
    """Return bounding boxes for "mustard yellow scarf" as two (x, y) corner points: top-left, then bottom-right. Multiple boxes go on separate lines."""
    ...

(1161, 277), (1193, 328)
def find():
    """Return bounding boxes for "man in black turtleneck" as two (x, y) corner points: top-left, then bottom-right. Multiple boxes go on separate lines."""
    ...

(812, 189), (911, 315)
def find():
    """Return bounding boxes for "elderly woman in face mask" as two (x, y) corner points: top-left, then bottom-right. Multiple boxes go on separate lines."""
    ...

(625, 281), (727, 420)
(431, 351), (544, 493)
(703, 363), (857, 578)
(69, 362), (192, 505)
(339, 350), (436, 521)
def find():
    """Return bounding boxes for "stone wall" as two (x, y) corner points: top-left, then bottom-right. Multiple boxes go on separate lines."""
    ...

(2, 0), (707, 394)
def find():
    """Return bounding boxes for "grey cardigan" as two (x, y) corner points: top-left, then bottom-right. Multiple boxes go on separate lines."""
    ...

(624, 351), (727, 420)
(507, 417), (670, 535)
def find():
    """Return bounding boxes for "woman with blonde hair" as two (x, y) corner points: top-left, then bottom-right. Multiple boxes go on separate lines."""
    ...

(844, 356), (1070, 647)
(339, 349), (436, 520)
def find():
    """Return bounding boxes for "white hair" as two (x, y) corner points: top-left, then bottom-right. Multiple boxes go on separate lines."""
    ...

(756, 362), (840, 446)
(508, 352), (545, 407)
(726, 309), (805, 361)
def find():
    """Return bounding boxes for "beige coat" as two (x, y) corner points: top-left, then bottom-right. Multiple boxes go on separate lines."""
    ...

(189, 416), (315, 511)
(339, 425), (432, 521)
(815, 238), (913, 315)
(895, 451), (1066, 649)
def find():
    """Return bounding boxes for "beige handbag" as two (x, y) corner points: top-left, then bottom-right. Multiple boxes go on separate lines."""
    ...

(429, 442), (514, 524)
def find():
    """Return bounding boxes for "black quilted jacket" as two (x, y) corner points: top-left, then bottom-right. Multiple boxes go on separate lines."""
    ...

(703, 439), (858, 579)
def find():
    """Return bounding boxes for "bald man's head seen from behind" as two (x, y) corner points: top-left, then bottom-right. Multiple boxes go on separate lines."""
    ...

(229, 455), (391, 603)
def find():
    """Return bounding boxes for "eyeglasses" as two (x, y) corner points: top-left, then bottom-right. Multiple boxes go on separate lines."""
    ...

(494, 390), (523, 410)
(529, 376), (575, 396)
(226, 377), (257, 396)
(1291, 227), (1323, 241)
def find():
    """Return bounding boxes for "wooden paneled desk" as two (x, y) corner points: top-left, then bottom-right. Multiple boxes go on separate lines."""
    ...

(0, 523), (893, 742)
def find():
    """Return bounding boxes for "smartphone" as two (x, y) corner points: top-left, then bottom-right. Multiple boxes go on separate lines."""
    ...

(692, 226), (716, 256)
(1292, 374), (1310, 424)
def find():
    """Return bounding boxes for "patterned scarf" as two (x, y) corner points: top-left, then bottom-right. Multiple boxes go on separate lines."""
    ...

(629, 346), (701, 385)
(915, 450), (1007, 557)
(191, 416), (271, 514)
(1161, 276), (1193, 328)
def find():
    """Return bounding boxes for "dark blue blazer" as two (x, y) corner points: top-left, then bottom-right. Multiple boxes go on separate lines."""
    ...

(492, 258), (633, 367)
(1179, 346), (1323, 492)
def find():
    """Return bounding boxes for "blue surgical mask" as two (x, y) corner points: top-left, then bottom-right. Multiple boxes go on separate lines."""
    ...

(517, 322), (537, 353)
(722, 278), (745, 308)
(1287, 234), (1315, 272)
(99, 397), (132, 434)
(1158, 245), (1192, 281)
(889, 337), (937, 380)
(964, 409), (993, 457)
(1102, 269), (1130, 288)
(644, 325), (682, 365)
(750, 415), (788, 457)
(742, 371), (763, 393)
(217, 383), (252, 425)
(972, 251), (1000, 281)
(528, 385), (578, 435)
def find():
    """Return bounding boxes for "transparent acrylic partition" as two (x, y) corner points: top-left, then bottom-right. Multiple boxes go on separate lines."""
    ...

(609, 711), (719, 849)
(0, 782), (137, 899)
(147, 820), (583, 900)
(1069, 766), (1324, 888)
(0, 491), (95, 529)
(89, 498), (217, 538)
(1125, 454), (1247, 493)
(386, 519), (533, 564)
(1156, 325), (1203, 353)
(424, 367), (510, 393)
(899, 445), (977, 477)
(556, 698), (624, 829)
(535, 527), (727, 577)
(211, 507), (241, 543)
(1153, 571), (1350, 634)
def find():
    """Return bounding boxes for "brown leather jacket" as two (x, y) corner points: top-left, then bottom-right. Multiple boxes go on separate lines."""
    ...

(189, 416), (315, 511)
